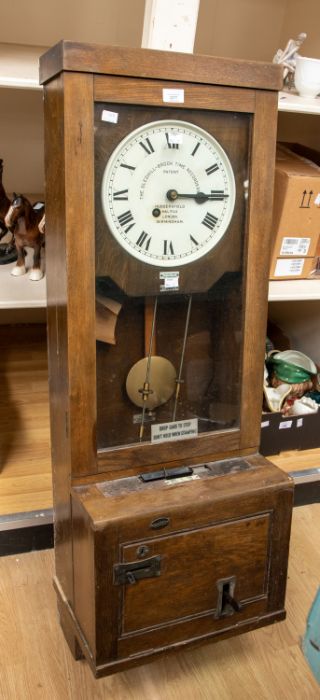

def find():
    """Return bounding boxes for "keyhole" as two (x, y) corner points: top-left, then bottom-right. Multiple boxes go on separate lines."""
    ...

(136, 544), (150, 558)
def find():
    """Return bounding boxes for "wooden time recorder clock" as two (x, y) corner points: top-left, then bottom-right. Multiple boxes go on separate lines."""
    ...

(40, 42), (293, 678)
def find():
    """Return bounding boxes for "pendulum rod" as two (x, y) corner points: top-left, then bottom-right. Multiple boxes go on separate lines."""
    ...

(144, 296), (157, 356)
(139, 297), (158, 440)
(172, 295), (192, 422)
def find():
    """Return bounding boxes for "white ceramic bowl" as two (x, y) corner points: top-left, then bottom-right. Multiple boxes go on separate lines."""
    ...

(294, 55), (320, 98)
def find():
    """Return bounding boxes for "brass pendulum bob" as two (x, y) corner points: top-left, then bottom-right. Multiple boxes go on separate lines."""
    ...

(125, 297), (176, 440)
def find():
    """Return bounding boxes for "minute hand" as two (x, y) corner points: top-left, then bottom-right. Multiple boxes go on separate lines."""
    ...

(166, 189), (229, 204)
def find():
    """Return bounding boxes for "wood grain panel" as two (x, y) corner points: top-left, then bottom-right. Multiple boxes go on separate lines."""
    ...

(63, 72), (97, 477)
(96, 429), (241, 474)
(239, 90), (279, 450)
(43, 73), (73, 601)
(94, 76), (256, 112)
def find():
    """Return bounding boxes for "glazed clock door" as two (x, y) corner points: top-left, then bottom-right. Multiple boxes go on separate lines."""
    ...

(94, 103), (251, 461)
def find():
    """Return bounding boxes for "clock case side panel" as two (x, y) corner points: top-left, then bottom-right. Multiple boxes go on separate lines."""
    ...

(43, 72), (97, 601)
(240, 90), (279, 449)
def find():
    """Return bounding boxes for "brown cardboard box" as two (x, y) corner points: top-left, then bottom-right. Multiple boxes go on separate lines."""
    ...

(307, 233), (320, 279)
(270, 146), (320, 272)
(269, 255), (315, 280)
(280, 142), (320, 168)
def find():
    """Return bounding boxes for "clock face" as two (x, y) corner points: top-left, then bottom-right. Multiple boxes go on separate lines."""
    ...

(101, 120), (236, 267)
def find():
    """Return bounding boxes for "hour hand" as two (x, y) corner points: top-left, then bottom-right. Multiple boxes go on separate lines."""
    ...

(166, 189), (229, 204)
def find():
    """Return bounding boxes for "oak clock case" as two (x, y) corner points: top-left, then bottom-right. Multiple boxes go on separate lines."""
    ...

(95, 105), (249, 452)
(40, 41), (293, 679)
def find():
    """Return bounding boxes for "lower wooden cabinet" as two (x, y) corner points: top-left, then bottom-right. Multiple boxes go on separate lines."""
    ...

(55, 455), (293, 677)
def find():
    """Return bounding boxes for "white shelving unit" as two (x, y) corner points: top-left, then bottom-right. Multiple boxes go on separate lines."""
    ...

(0, 44), (44, 90)
(269, 279), (320, 301)
(0, 43), (45, 311)
(0, 249), (46, 309)
(278, 90), (320, 115)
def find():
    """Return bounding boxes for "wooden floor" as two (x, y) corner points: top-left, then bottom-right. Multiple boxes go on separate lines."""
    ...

(0, 324), (52, 515)
(0, 504), (319, 699)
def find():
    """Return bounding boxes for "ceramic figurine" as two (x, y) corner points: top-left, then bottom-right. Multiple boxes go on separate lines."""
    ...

(5, 194), (45, 281)
(0, 159), (16, 263)
(273, 32), (307, 87)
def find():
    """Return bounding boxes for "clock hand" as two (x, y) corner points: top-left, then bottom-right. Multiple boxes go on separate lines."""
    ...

(172, 295), (192, 422)
(166, 189), (229, 204)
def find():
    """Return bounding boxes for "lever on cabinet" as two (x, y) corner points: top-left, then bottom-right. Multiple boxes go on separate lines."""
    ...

(222, 588), (241, 613)
(215, 576), (241, 618)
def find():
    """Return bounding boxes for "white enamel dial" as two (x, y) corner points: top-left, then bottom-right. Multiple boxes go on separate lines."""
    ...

(101, 119), (236, 267)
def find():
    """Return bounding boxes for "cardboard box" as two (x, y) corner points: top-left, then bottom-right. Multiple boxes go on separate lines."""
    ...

(280, 142), (320, 168)
(270, 146), (320, 277)
(260, 410), (320, 456)
(308, 232), (320, 279)
(269, 255), (315, 280)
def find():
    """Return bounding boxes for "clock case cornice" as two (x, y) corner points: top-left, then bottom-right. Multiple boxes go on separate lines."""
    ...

(39, 40), (282, 92)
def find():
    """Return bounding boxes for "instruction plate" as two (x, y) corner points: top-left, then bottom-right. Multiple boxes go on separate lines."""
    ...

(151, 418), (198, 444)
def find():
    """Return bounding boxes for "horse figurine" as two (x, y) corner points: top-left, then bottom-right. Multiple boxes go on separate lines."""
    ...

(38, 213), (45, 235)
(5, 194), (45, 281)
(0, 159), (14, 248)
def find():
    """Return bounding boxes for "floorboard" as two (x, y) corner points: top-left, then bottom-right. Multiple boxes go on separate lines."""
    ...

(0, 324), (52, 515)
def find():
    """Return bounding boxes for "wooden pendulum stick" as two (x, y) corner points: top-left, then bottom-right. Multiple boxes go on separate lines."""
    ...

(172, 295), (192, 422)
(139, 297), (158, 440)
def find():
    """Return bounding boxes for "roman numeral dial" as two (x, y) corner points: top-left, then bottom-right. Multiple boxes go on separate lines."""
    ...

(163, 240), (174, 255)
(139, 138), (154, 155)
(118, 210), (135, 233)
(101, 119), (236, 267)
(202, 212), (218, 230)
(136, 231), (152, 250)
(113, 189), (129, 201)
(205, 163), (219, 176)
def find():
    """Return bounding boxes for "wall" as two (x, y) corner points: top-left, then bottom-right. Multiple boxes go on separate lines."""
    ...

(3, 0), (320, 193)
(194, 0), (320, 63)
(0, 0), (145, 47)
(195, 0), (289, 61)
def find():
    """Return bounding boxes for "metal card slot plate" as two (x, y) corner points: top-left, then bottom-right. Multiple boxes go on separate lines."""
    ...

(113, 555), (161, 585)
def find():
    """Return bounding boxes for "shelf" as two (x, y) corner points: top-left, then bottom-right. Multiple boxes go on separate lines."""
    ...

(0, 43), (45, 90)
(268, 279), (320, 301)
(0, 248), (46, 309)
(278, 90), (320, 115)
(270, 448), (320, 481)
(0, 47), (319, 310)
